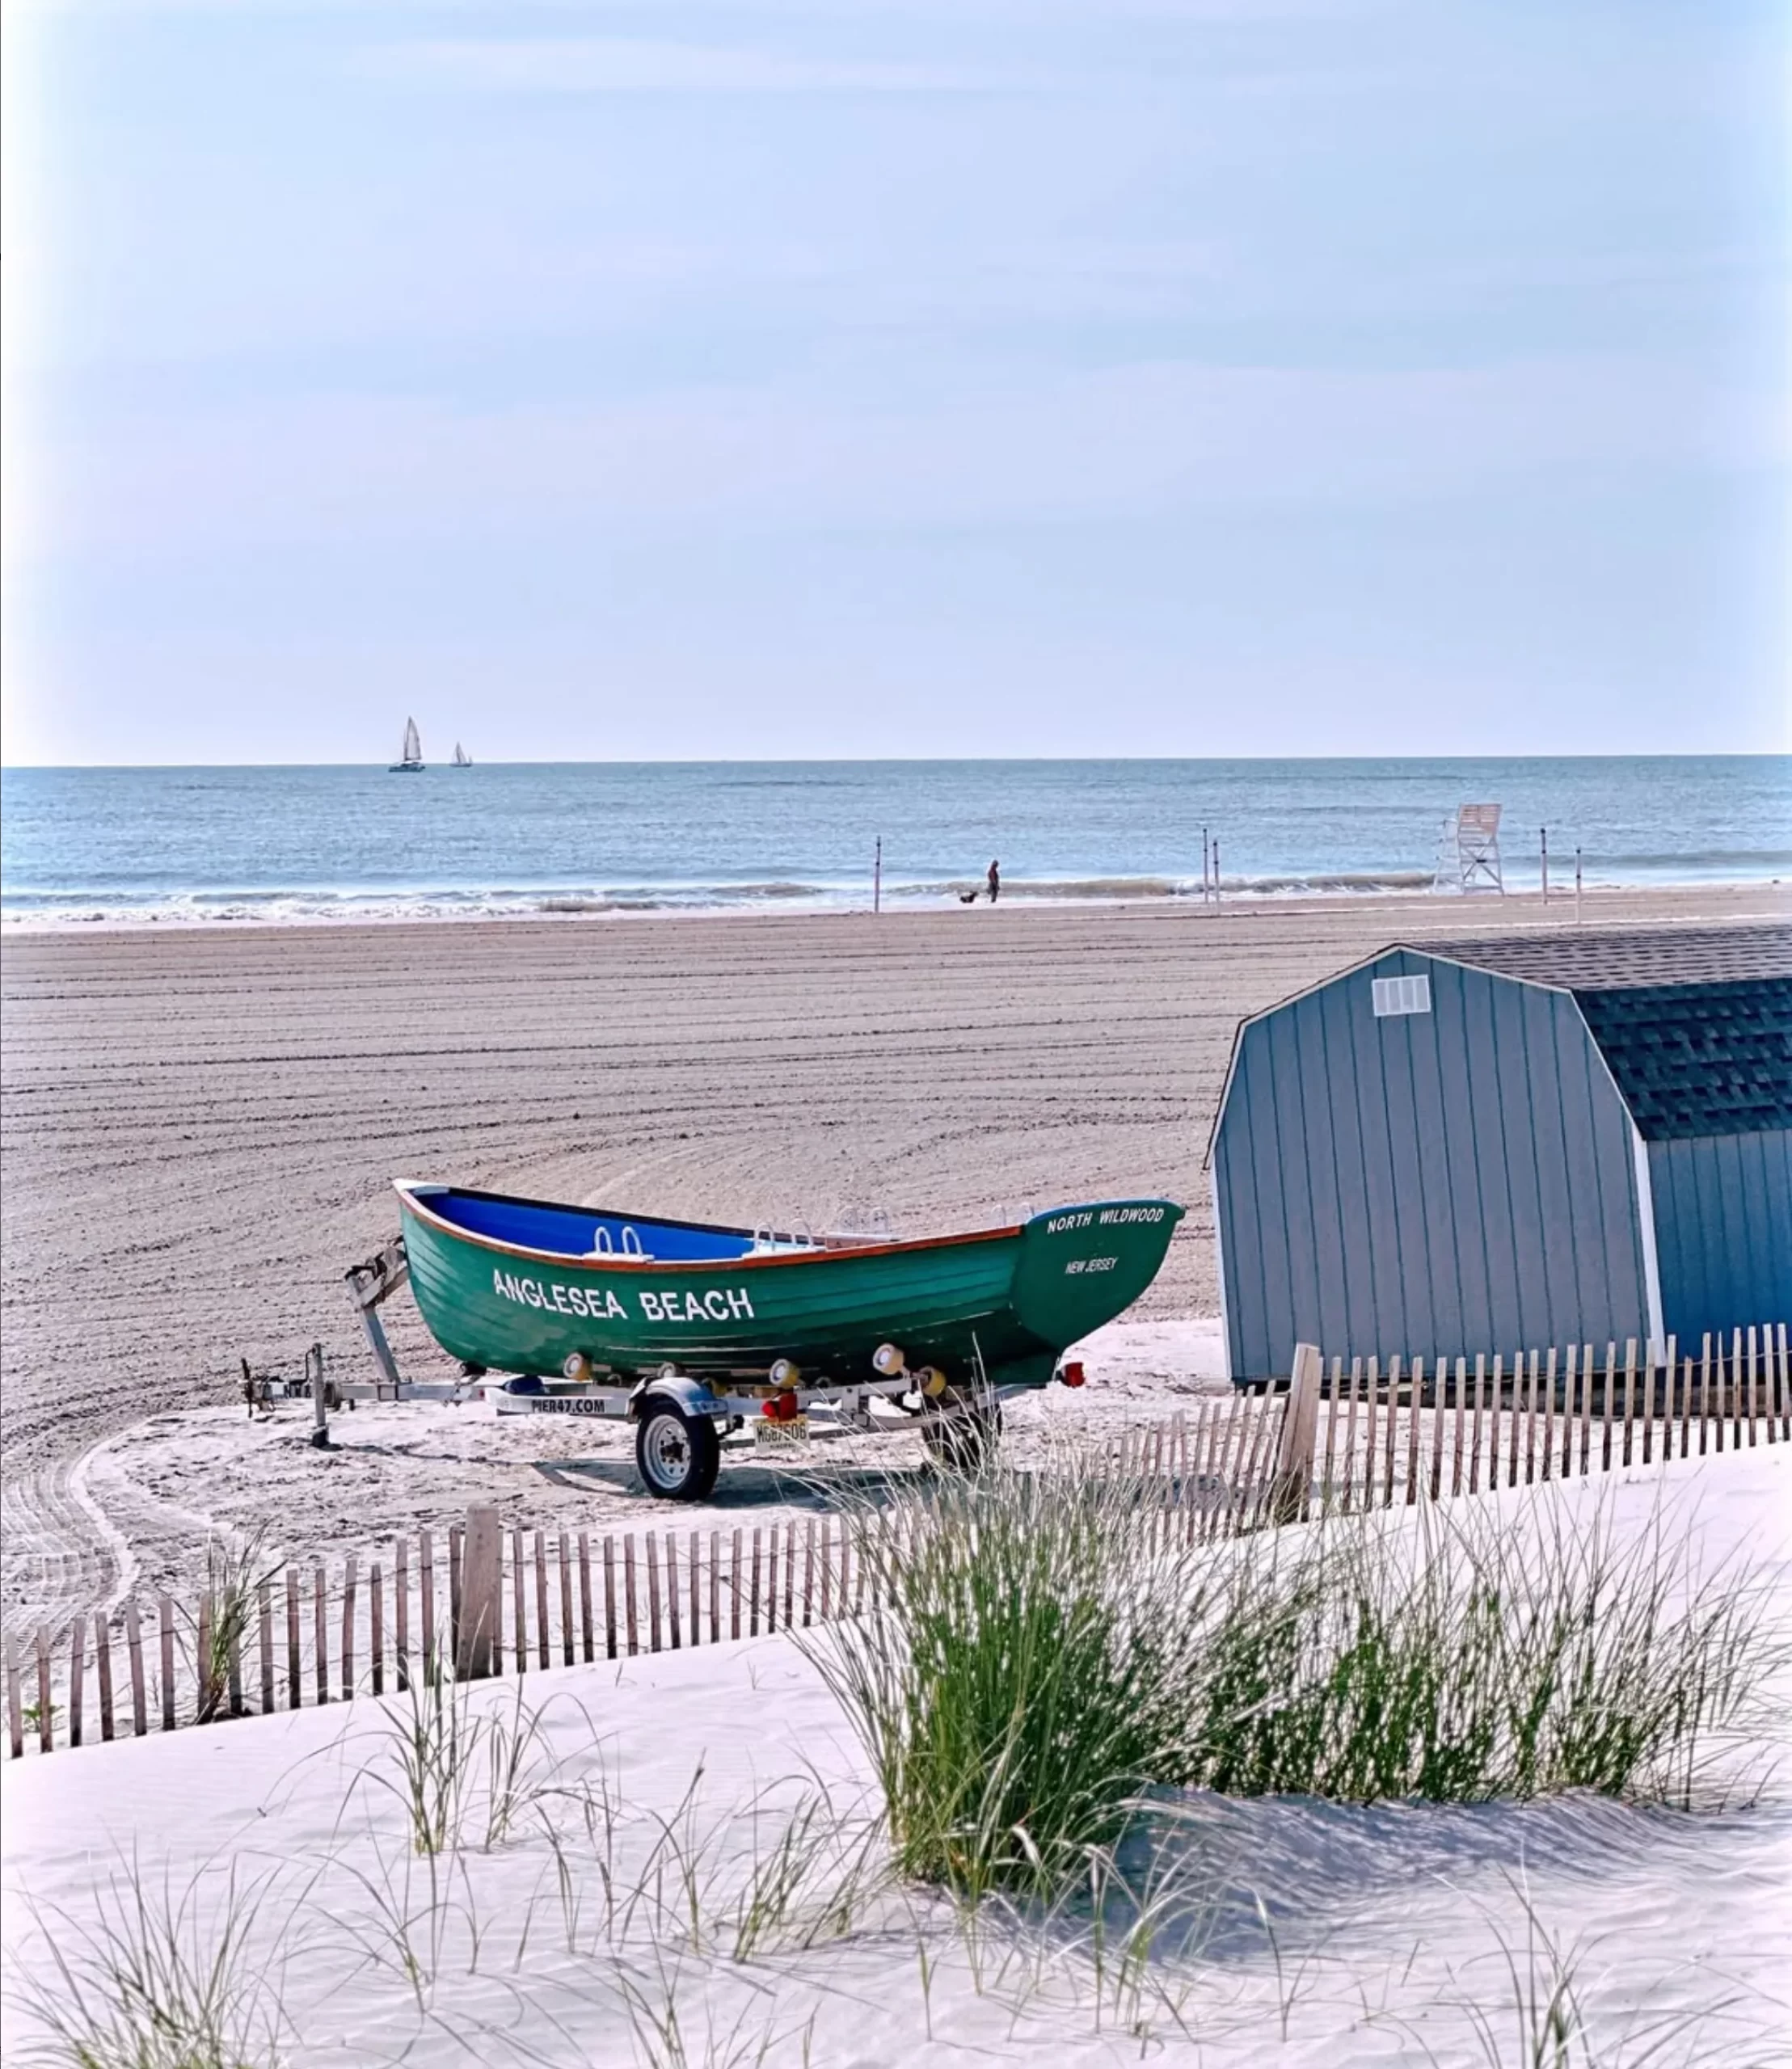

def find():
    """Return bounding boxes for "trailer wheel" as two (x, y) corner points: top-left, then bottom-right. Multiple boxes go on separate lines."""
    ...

(921, 1393), (1002, 1473)
(635, 1397), (721, 1502)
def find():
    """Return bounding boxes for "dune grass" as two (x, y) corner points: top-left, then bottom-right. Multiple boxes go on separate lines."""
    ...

(810, 1452), (1787, 1903)
(12, 1855), (295, 2069)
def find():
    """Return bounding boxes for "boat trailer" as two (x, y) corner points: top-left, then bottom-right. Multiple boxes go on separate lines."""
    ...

(335, 1235), (1032, 1493)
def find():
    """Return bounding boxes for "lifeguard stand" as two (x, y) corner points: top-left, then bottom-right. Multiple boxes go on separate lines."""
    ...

(1433, 803), (1504, 895)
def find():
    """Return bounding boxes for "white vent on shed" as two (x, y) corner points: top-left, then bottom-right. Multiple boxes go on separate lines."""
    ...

(1372, 973), (1432, 1018)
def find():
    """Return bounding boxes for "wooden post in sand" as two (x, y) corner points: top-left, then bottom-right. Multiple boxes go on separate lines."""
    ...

(1270, 1343), (1323, 1522)
(5, 1634), (22, 1759)
(455, 1506), (501, 1681)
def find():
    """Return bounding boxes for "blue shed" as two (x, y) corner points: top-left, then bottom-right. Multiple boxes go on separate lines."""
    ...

(1208, 925), (1792, 1381)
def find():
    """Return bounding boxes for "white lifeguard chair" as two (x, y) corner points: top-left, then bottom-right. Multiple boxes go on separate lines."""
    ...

(1433, 803), (1504, 895)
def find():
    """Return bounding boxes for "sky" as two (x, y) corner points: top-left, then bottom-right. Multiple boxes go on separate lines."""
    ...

(1, 0), (1786, 765)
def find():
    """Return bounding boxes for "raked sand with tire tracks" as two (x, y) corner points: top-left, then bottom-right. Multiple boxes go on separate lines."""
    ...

(4, 882), (1787, 1636)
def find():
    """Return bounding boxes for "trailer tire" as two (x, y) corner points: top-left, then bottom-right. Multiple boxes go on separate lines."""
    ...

(635, 1397), (721, 1502)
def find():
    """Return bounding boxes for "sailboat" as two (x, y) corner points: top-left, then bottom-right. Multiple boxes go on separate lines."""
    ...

(390, 718), (424, 773)
(451, 742), (472, 768)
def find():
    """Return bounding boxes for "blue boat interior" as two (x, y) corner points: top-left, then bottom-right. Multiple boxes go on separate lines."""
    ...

(426, 1189), (756, 1262)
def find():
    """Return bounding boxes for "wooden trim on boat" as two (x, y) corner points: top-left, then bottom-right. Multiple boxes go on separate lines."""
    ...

(393, 1183), (1025, 1274)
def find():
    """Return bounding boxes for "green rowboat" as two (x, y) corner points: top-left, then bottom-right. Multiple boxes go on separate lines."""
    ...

(397, 1182), (1183, 1394)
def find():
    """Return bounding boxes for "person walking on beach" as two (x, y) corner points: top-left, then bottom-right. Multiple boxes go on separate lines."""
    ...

(986, 859), (1001, 904)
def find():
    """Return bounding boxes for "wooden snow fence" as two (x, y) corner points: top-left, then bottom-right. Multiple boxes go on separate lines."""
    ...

(7, 1322), (1787, 1762)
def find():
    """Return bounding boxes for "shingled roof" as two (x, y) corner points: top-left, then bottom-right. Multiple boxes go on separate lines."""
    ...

(1419, 925), (1792, 1142)
(1425, 923), (1792, 990)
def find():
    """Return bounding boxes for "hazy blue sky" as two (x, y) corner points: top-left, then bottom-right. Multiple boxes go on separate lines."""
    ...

(2, 0), (1786, 764)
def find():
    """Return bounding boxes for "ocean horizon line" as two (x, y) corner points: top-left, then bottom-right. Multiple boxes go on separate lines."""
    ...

(3, 749), (1787, 774)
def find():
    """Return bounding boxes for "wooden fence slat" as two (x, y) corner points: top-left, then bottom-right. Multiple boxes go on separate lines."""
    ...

(1698, 1335), (1713, 1455)
(665, 1533), (681, 1650)
(1727, 1329), (1739, 1446)
(733, 1528), (745, 1641)
(1621, 1339), (1637, 1469)
(391, 1538), (414, 1690)
(579, 1532), (595, 1664)
(559, 1532), (575, 1667)
(1469, 1355), (1488, 1494)
(284, 1574), (300, 1711)
(1319, 1359), (1343, 1511)
(69, 1620), (85, 1747)
(1641, 1340), (1655, 1466)
(1561, 1344), (1577, 1478)
(820, 1519), (833, 1620)
(625, 1536), (640, 1656)
(646, 1532), (664, 1653)
(312, 1564), (328, 1706)
(125, 1603), (147, 1736)
(803, 1518), (816, 1627)
(226, 1616), (243, 1720)
(785, 1520), (799, 1627)
(1384, 1357), (1402, 1505)
(258, 1582), (274, 1713)
(195, 1595), (212, 1724)
(1504, 1353), (1521, 1487)
(1362, 1357), (1381, 1510)
(420, 1528), (436, 1682)
(1763, 1324), (1779, 1439)
(709, 1530), (721, 1644)
(605, 1536), (619, 1660)
(448, 1523), (464, 1673)
(1489, 1353), (1505, 1489)
(1402, 1357), (1423, 1503)
(761, 1525), (776, 1633)
(533, 1532), (550, 1671)
(1738, 1316), (1754, 1448)
(370, 1565), (384, 1697)
(1341, 1359), (1364, 1511)
(1425, 1357), (1444, 1498)
(512, 1529), (528, 1674)
(158, 1598), (175, 1731)
(36, 1629), (53, 1753)
(1541, 1347), (1557, 1481)
(340, 1553), (358, 1702)
(95, 1613), (116, 1742)
(6, 1633), (22, 1759)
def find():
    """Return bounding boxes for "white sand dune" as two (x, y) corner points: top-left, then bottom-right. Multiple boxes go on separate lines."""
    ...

(5, 1448), (1789, 2067)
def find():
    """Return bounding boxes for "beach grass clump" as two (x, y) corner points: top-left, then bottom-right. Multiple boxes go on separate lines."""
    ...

(807, 1452), (1211, 1901)
(365, 1659), (575, 1856)
(813, 1458), (1786, 1904)
(189, 1527), (282, 1726)
(1183, 1494), (1784, 1810)
(12, 1856), (291, 2069)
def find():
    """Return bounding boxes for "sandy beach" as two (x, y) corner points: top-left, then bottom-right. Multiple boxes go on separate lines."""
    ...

(6, 1446), (1789, 2066)
(4, 881), (1788, 1636)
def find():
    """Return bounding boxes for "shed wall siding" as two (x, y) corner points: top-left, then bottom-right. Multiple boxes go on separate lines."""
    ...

(1216, 954), (1651, 1378)
(1647, 1129), (1792, 1346)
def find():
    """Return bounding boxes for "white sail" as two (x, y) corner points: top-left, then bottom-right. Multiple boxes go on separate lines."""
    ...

(452, 741), (471, 766)
(403, 717), (422, 764)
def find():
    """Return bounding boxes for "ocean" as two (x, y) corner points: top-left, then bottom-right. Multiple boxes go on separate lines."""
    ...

(1, 756), (1786, 928)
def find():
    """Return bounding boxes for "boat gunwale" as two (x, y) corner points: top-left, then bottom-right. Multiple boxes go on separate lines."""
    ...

(394, 1181), (1027, 1275)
